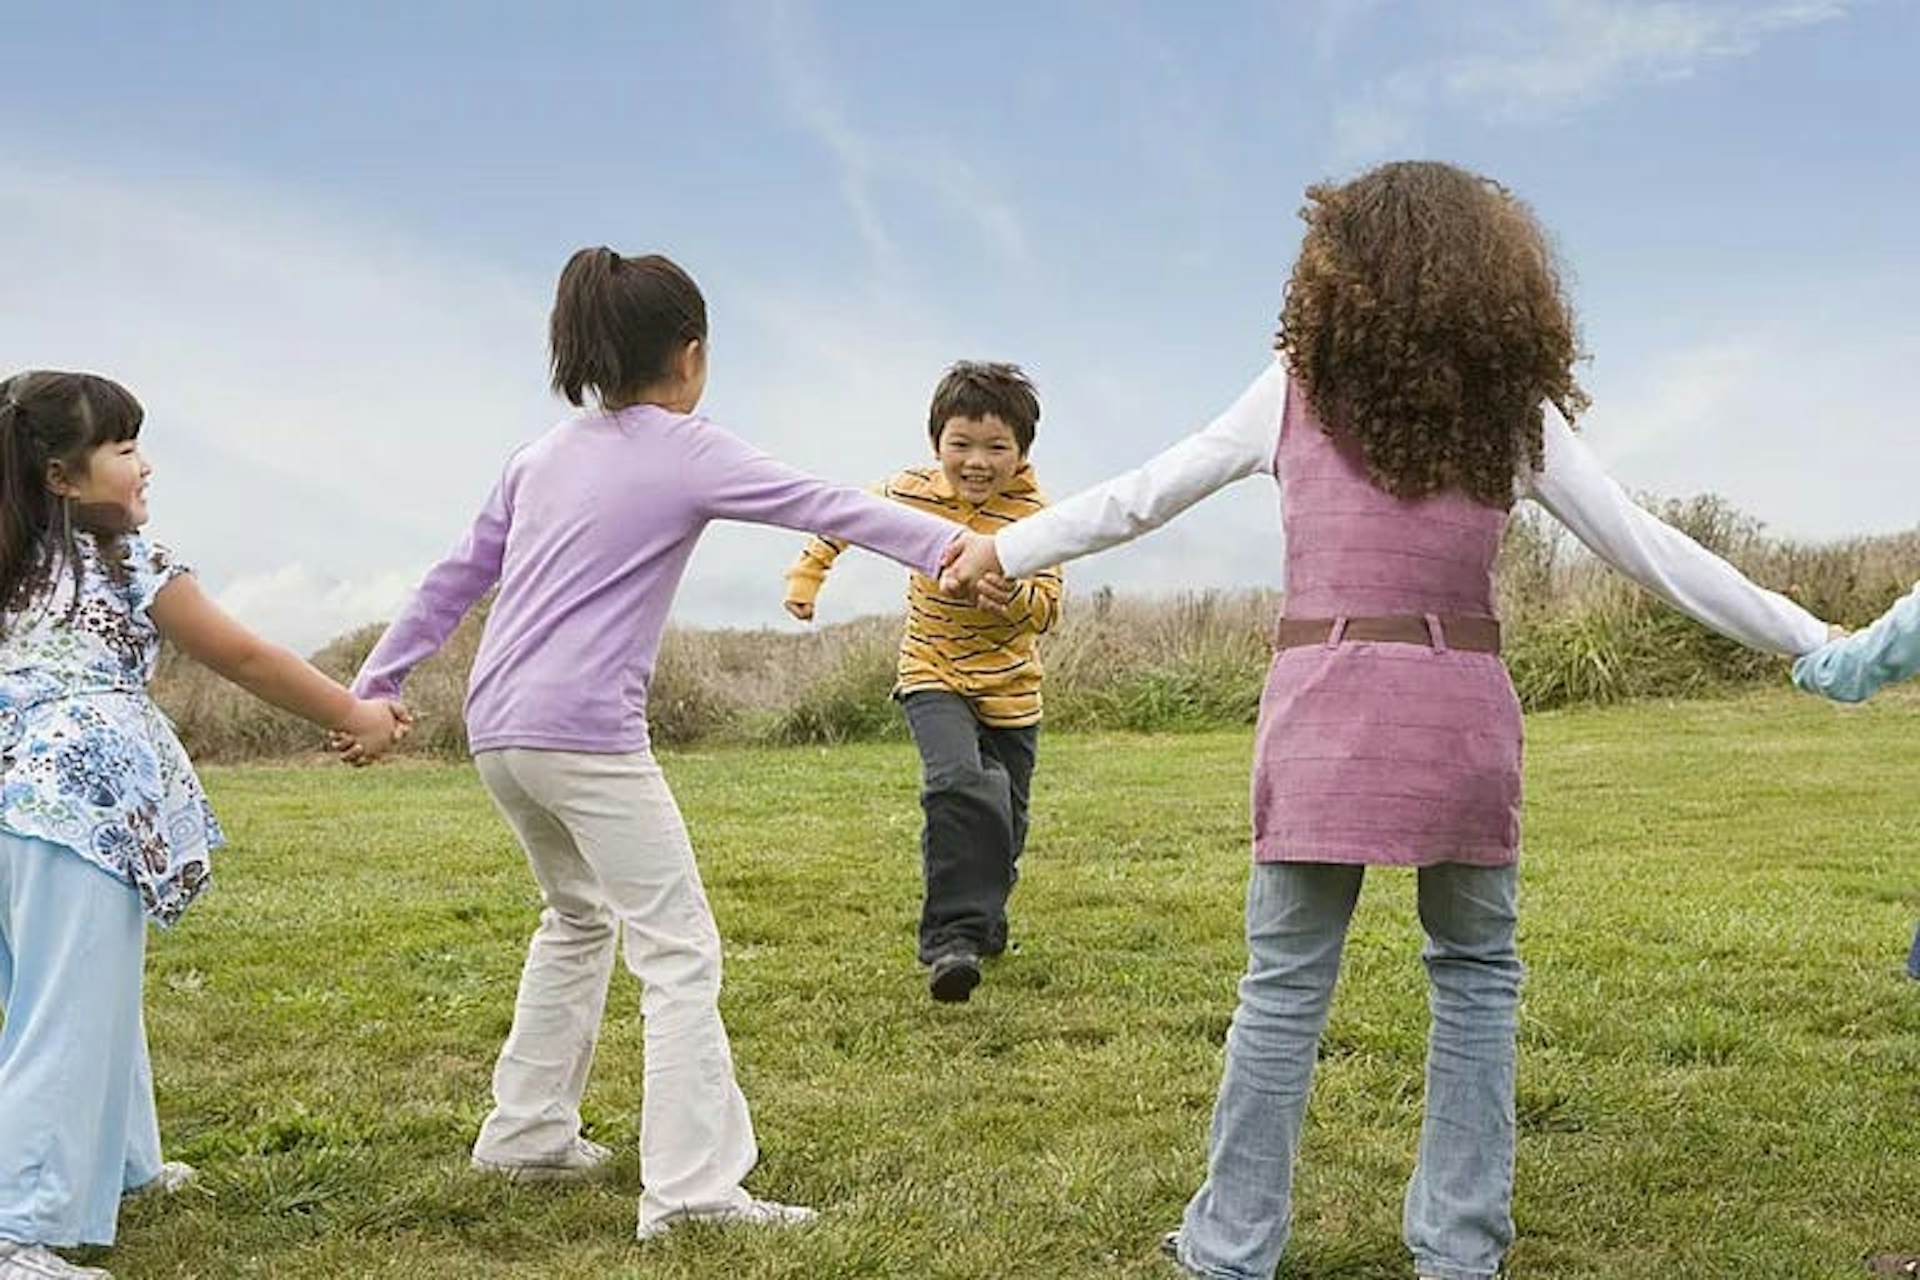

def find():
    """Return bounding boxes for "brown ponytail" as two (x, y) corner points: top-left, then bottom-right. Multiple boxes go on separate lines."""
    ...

(548, 248), (708, 408)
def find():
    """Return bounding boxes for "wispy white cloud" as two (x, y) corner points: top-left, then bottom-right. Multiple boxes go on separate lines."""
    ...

(1330, 67), (1430, 163)
(2, 0), (1908, 659)
(1305, 0), (1393, 67)
(0, 145), (1016, 650)
(214, 565), (423, 653)
(745, 0), (898, 271)
(1583, 336), (1771, 459)
(1331, 0), (1855, 164)
(0, 139), (1036, 652)
(1583, 315), (1920, 541)
(1088, 1), (1231, 211)
(734, 0), (1031, 275)
(0, 149), (557, 650)
(1445, 0), (1855, 121)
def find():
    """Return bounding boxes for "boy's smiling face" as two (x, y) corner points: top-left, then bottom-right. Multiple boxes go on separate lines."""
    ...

(935, 413), (1023, 505)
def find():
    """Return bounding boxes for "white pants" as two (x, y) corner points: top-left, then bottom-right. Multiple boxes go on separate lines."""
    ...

(0, 833), (163, 1247)
(472, 749), (758, 1230)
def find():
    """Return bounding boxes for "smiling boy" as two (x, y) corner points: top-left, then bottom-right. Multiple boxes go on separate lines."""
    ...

(785, 362), (1062, 1002)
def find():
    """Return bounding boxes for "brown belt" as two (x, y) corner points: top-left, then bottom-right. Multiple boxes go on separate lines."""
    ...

(1273, 613), (1502, 654)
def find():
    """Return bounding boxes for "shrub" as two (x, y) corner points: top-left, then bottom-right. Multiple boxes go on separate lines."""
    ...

(148, 493), (1920, 759)
(765, 628), (905, 745)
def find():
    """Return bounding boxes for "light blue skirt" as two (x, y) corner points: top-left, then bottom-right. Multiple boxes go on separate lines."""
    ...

(0, 831), (159, 1247)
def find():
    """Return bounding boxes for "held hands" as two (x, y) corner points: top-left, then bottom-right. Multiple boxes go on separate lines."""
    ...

(940, 531), (1013, 611)
(329, 698), (413, 767)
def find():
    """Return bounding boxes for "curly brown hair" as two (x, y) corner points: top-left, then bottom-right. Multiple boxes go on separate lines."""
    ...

(1276, 160), (1589, 508)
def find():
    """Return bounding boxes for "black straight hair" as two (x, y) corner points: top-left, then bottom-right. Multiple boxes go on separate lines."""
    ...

(0, 370), (144, 629)
(548, 248), (708, 408)
(926, 361), (1042, 453)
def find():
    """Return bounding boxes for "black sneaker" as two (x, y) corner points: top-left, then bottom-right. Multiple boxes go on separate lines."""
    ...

(928, 951), (981, 1003)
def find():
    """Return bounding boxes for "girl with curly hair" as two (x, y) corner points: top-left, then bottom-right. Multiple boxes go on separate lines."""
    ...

(942, 160), (1832, 1280)
(0, 371), (408, 1280)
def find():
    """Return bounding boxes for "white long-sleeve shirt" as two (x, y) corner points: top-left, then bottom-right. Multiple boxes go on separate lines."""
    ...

(996, 359), (1826, 656)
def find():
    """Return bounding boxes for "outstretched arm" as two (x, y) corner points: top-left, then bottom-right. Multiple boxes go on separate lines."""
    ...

(1524, 411), (1828, 655)
(694, 429), (956, 579)
(352, 477), (511, 701)
(151, 575), (410, 763)
(783, 534), (847, 621)
(1792, 585), (1920, 702)
(993, 359), (1286, 579)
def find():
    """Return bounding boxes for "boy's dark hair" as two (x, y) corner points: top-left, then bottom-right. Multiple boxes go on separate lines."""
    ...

(927, 361), (1041, 454)
(0, 370), (144, 628)
(549, 247), (708, 408)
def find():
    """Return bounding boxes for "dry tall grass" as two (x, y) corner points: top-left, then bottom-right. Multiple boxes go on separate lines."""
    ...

(153, 494), (1920, 760)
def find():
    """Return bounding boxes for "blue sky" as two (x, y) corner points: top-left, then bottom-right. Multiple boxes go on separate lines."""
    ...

(3, 0), (1914, 650)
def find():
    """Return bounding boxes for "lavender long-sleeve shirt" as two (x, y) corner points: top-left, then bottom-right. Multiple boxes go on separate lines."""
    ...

(353, 405), (960, 753)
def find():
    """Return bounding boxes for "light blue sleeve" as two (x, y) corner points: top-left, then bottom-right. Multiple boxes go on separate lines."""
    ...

(1791, 584), (1920, 703)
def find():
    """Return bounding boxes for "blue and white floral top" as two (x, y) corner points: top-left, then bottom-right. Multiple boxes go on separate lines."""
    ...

(0, 531), (223, 924)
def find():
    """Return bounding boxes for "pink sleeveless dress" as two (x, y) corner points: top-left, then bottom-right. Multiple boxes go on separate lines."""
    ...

(1251, 387), (1521, 866)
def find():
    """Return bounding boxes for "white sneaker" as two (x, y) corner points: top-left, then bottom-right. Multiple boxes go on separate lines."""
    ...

(123, 1161), (198, 1199)
(0, 1241), (114, 1279)
(637, 1197), (818, 1242)
(470, 1135), (612, 1183)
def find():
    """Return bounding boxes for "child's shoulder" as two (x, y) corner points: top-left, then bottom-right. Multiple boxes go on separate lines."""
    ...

(79, 529), (177, 571)
(883, 466), (946, 501)
(995, 464), (1047, 511)
(887, 464), (942, 489)
(117, 531), (186, 578)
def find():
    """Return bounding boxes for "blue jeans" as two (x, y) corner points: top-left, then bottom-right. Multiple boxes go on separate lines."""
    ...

(1173, 860), (1522, 1280)
(1906, 920), (1920, 980)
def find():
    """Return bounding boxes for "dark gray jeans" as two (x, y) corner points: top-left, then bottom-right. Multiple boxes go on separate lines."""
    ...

(899, 690), (1039, 963)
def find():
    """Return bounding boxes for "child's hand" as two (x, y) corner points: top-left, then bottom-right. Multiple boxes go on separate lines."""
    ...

(785, 599), (815, 622)
(940, 531), (1004, 600)
(973, 573), (1016, 611)
(331, 699), (411, 767)
(1828, 623), (1850, 641)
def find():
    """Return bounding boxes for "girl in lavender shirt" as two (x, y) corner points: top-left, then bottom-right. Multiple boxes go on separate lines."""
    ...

(946, 162), (1830, 1280)
(351, 249), (963, 1241)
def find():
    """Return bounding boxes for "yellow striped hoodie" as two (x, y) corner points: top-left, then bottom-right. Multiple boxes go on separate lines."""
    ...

(784, 463), (1062, 727)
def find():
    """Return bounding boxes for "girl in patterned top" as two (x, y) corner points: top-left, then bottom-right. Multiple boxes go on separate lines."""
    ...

(943, 161), (1831, 1280)
(0, 371), (407, 1280)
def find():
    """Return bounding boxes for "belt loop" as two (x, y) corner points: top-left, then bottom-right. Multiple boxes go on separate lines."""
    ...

(1327, 616), (1348, 649)
(1423, 612), (1447, 653)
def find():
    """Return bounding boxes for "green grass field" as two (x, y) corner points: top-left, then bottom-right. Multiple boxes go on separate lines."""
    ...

(94, 688), (1919, 1278)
